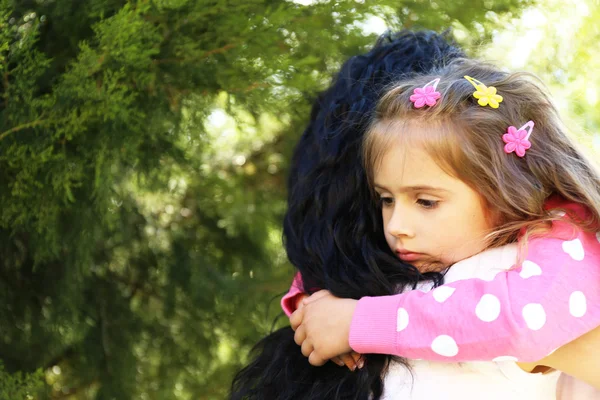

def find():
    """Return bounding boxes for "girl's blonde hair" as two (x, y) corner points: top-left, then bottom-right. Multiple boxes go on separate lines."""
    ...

(363, 59), (600, 250)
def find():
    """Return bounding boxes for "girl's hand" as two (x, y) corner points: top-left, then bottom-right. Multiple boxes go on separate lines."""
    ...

(331, 351), (364, 371)
(293, 293), (310, 312)
(289, 291), (363, 370)
(290, 290), (359, 367)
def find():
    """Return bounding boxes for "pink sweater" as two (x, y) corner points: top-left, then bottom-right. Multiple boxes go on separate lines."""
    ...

(281, 198), (600, 362)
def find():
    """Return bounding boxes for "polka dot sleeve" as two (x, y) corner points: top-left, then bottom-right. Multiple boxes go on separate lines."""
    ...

(349, 208), (600, 362)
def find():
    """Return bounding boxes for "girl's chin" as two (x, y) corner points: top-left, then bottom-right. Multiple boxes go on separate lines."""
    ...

(412, 260), (448, 274)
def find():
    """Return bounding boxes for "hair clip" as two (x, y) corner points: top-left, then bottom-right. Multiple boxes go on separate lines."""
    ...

(410, 78), (441, 108)
(503, 121), (534, 157)
(464, 76), (503, 108)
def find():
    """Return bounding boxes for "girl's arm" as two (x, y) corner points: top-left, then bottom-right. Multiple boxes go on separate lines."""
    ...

(349, 215), (600, 362)
(520, 325), (600, 393)
(544, 324), (600, 389)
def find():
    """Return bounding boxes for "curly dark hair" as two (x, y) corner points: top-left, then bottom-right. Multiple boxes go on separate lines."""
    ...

(231, 30), (466, 400)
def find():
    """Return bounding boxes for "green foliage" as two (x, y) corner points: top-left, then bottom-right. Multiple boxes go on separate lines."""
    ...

(0, 361), (44, 400)
(10, 0), (599, 398)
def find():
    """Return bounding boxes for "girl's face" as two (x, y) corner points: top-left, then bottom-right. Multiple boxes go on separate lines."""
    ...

(373, 143), (496, 272)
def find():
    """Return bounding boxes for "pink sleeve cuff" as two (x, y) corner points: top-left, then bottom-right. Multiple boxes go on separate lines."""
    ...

(281, 272), (304, 317)
(349, 295), (404, 354)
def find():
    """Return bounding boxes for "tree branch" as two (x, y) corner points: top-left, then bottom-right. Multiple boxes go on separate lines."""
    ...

(101, 269), (164, 301)
(153, 43), (237, 64)
(0, 118), (47, 141)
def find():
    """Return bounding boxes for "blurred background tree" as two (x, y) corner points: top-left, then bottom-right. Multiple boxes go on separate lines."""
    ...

(0, 0), (597, 398)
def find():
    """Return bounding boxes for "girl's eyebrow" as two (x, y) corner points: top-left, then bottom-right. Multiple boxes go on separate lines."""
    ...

(373, 184), (450, 193)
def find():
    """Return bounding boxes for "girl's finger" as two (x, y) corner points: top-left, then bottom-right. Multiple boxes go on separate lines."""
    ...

(308, 351), (327, 367)
(339, 353), (357, 371)
(293, 324), (306, 346)
(301, 339), (314, 358)
(331, 356), (345, 367)
(289, 308), (304, 331)
(352, 352), (365, 369)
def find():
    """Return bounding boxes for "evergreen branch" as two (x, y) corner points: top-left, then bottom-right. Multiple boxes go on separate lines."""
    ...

(200, 43), (236, 58)
(0, 118), (47, 141)
(229, 82), (269, 93)
(153, 43), (236, 64)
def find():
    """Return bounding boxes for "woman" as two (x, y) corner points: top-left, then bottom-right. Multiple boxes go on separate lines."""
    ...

(231, 29), (465, 400)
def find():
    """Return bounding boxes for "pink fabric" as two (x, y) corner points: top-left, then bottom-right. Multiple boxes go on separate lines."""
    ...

(350, 199), (600, 361)
(282, 198), (600, 362)
(281, 272), (304, 316)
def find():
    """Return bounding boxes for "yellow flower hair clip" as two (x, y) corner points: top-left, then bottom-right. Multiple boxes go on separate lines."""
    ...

(464, 75), (503, 108)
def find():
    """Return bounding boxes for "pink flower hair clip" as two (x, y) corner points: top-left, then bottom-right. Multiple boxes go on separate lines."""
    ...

(410, 78), (441, 108)
(503, 121), (534, 157)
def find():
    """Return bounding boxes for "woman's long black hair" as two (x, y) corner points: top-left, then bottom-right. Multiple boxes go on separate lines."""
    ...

(231, 30), (466, 400)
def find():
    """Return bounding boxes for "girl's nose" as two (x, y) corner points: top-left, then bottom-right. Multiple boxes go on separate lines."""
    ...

(386, 206), (415, 238)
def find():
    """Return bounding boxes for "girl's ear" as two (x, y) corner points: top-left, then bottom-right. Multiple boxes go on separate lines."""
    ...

(489, 208), (504, 228)
(481, 196), (504, 231)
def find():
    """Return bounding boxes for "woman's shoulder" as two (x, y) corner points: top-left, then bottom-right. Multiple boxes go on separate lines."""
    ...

(528, 195), (600, 256)
(544, 195), (592, 220)
(382, 359), (560, 400)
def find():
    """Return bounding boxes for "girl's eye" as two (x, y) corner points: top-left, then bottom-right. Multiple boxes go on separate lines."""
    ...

(416, 198), (439, 209)
(378, 196), (394, 207)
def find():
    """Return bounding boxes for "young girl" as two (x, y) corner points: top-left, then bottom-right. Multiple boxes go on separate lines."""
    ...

(287, 59), (600, 388)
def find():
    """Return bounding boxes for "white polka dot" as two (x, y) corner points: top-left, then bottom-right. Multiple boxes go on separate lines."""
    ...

(493, 355), (518, 362)
(432, 286), (456, 303)
(596, 231), (600, 243)
(562, 239), (585, 261)
(550, 210), (566, 218)
(569, 291), (587, 318)
(431, 335), (459, 357)
(519, 260), (542, 279)
(475, 294), (501, 322)
(397, 307), (409, 332)
(522, 303), (546, 331)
